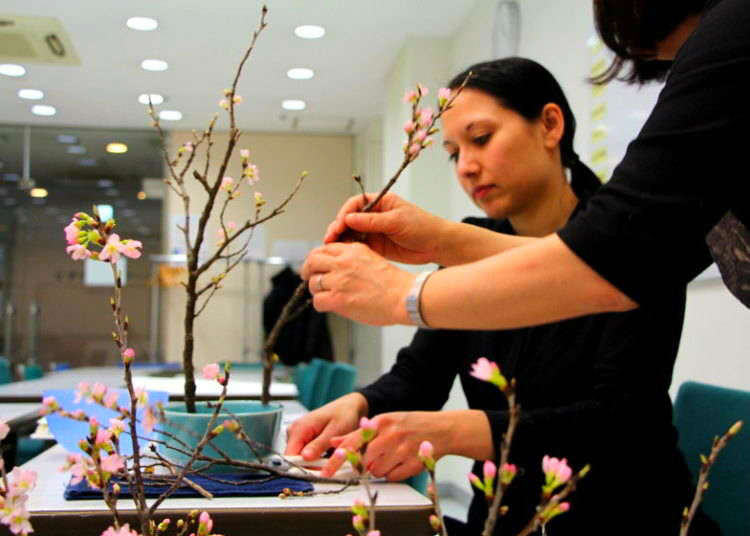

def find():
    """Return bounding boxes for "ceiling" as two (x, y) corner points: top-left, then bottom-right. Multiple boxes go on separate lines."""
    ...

(0, 1), (477, 244)
(0, 0), (477, 134)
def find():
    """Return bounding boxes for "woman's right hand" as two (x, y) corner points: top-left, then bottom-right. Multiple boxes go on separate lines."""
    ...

(324, 192), (449, 265)
(284, 392), (369, 461)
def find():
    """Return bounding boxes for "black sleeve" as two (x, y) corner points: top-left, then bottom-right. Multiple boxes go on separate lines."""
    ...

(358, 328), (463, 417)
(558, 0), (750, 304)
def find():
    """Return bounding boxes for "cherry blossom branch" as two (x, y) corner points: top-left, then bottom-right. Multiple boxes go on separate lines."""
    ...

(680, 420), (743, 536)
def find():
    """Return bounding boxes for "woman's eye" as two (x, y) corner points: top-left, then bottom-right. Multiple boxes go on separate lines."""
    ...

(473, 134), (490, 145)
(448, 152), (458, 163)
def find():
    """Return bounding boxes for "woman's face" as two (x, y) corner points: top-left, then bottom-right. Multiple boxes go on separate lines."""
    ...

(441, 88), (558, 221)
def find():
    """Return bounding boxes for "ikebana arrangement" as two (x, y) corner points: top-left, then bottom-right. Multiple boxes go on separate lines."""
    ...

(0, 4), (744, 536)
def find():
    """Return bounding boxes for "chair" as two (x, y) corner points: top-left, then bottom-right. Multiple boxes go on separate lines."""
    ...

(309, 358), (335, 410)
(23, 363), (44, 380)
(294, 360), (324, 410)
(327, 363), (357, 401)
(673, 381), (750, 536)
(0, 357), (12, 384)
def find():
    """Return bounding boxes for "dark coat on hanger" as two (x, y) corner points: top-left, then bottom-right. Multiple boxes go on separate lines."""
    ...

(263, 266), (334, 365)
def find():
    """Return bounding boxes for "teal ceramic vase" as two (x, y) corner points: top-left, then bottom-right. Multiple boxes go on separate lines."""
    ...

(157, 401), (282, 473)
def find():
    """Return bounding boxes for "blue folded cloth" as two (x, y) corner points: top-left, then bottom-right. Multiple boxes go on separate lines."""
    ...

(64, 472), (313, 500)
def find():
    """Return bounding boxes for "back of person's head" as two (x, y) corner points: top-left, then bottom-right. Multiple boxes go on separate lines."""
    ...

(592, 0), (706, 84)
(448, 57), (601, 199)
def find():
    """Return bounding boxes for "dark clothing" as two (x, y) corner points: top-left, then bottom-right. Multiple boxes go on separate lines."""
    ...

(360, 213), (716, 535)
(263, 266), (333, 365)
(558, 0), (750, 306)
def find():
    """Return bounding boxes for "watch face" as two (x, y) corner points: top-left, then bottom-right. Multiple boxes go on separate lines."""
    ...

(492, 0), (521, 58)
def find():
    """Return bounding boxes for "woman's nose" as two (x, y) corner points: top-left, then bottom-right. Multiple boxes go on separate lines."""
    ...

(457, 151), (480, 179)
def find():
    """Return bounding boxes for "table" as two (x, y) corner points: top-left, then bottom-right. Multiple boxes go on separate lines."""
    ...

(22, 402), (434, 536)
(0, 366), (298, 403)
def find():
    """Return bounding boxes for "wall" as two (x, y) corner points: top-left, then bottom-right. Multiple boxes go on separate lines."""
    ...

(161, 131), (353, 369)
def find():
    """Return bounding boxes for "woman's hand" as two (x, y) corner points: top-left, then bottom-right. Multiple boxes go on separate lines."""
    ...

(319, 411), (449, 481)
(302, 242), (414, 326)
(325, 192), (450, 265)
(284, 393), (369, 460)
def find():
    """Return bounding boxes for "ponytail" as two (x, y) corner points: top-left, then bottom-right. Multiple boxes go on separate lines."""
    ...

(566, 152), (602, 199)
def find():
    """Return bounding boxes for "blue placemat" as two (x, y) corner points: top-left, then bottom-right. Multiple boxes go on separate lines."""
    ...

(65, 472), (312, 500)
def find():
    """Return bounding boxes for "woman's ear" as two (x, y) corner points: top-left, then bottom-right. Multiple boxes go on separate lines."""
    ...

(540, 103), (564, 149)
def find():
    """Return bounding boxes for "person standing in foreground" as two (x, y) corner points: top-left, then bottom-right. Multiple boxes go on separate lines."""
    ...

(288, 58), (718, 535)
(302, 0), (750, 332)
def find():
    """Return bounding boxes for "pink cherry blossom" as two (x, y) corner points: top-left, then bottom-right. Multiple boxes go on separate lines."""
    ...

(469, 357), (507, 390)
(438, 87), (451, 107)
(467, 472), (482, 489)
(408, 143), (421, 156)
(198, 511), (213, 534)
(99, 234), (123, 264)
(183, 142), (194, 153)
(367, 531), (381, 536)
(101, 523), (140, 536)
(108, 418), (126, 437)
(8, 467), (37, 491)
(418, 440), (433, 459)
(100, 454), (125, 474)
(403, 120), (416, 134)
(219, 98), (230, 110)
(240, 149), (250, 159)
(483, 460), (497, 480)
(133, 388), (148, 406)
(418, 107), (434, 127)
(104, 391), (119, 409)
(66, 244), (91, 260)
(95, 428), (113, 446)
(64, 220), (80, 245)
(74, 382), (90, 403)
(402, 89), (418, 103)
(413, 129), (427, 143)
(202, 363), (220, 380)
(91, 382), (107, 401)
(220, 176), (234, 192)
(40, 395), (59, 415)
(122, 347), (135, 364)
(142, 405), (157, 434)
(117, 239), (143, 259)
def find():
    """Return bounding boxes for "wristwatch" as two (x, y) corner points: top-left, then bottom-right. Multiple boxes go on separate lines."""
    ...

(406, 270), (434, 329)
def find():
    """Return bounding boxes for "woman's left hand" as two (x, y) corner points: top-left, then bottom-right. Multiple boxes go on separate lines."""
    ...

(319, 411), (446, 481)
(302, 242), (415, 326)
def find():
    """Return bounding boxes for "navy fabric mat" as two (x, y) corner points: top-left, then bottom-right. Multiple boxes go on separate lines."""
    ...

(64, 472), (313, 500)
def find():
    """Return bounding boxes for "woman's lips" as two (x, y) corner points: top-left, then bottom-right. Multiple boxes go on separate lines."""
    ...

(473, 184), (495, 200)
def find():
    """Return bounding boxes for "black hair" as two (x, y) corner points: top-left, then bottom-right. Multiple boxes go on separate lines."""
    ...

(448, 57), (601, 199)
(591, 0), (706, 84)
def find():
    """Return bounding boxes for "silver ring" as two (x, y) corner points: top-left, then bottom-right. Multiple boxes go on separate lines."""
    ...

(317, 274), (325, 292)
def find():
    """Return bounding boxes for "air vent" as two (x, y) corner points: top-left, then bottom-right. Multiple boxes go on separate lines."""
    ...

(0, 14), (80, 65)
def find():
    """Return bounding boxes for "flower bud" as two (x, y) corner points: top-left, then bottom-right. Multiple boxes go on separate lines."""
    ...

(429, 514), (442, 531)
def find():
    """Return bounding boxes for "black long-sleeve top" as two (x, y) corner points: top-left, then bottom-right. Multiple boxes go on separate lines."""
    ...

(360, 214), (717, 536)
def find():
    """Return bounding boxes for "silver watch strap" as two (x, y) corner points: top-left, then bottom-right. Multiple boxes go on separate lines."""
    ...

(406, 270), (434, 329)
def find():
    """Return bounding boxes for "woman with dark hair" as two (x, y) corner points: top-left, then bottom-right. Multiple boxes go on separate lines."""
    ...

(301, 0), (750, 337)
(288, 58), (716, 535)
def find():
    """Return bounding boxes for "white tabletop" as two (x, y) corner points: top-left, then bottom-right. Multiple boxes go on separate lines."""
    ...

(0, 366), (298, 401)
(0, 403), (42, 426)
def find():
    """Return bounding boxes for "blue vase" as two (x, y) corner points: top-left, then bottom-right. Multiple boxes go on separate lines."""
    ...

(157, 401), (282, 473)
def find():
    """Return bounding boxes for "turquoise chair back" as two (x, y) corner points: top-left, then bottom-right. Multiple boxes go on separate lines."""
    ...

(309, 358), (335, 410)
(327, 363), (357, 401)
(23, 363), (44, 380)
(295, 360), (324, 410)
(0, 357), (12, 384)
(673, 381), (750, 535)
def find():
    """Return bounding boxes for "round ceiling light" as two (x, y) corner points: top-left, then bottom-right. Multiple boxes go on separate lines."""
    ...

(126, 16), (158, 31)
(159, 110), (182, 121)
(106, 142), (128, 154)
(18, 89), (44, 100)
(281, 99), (306, 111)
(287, 68), (314, 80)
(138, 93), (164, 105)
(30, 188), (48, 198)
(141, 59), (168, 72)
(31, 104), (56, 116)
(294, 25), (325, 39)
(0, 64), (26, 77)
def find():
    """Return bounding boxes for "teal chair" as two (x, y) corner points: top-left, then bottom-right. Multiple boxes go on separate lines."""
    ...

(673, 381), (750, 535)
(0, 357), (12, 384)
(294, 360), (324, 410)
(309, 359), (335, 410)
(23, 363), (44, 380)
(327, 363), (357, 401)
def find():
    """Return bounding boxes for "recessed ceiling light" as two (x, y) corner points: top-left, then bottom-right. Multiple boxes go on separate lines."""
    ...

(79, 158), (97, 167)
(287, 68), (314, 80)
(106, 142), (128, 154)
(141, 59), (168, 72)
(282, 99), (306, 111)
(31, 104), (56, 116)
(0, 64), (26, 77)
(57, 134), (78, 144)
(159, 110), (182, 121)
(18, 89), (44, 100)
(67, 145), (86, 155)
(294, 25), (325, 39)
(30, 187), (48, 198)
(126, 16), (158, 31)
(137, 191), (147, 200)
(138, 93), (164, 105)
